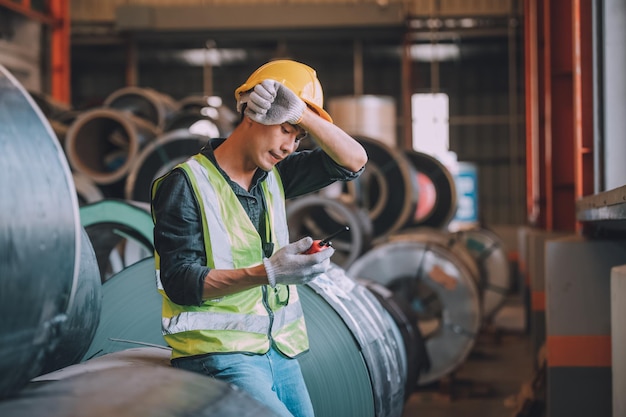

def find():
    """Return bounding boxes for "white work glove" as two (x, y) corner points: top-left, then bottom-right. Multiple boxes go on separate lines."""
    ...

(263, 237), (334, 288)
(244, 79), (306, 125)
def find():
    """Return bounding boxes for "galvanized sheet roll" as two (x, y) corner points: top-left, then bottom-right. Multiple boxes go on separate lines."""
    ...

(347, 240), (481, 386)
(403, 150), (457, 229)
(5, 363), (278, 417)
(304, 265), (406, 417)
(77, 256), (403, 417)
(358, 279), (430, 397)
(81, 257), (165, 361)
(286, 195), (373, 268)
(337, 135), (419, 240)
(80, 199), (154, 281)
(0, 65), (80, 398)
(124, 129), (206, 203)
(453, 227), (512, 320)
(40, 227), (102, 375)
(391, 227), (482, 291)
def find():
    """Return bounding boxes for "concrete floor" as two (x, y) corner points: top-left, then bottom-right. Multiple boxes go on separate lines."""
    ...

(401, 299), (542, 417)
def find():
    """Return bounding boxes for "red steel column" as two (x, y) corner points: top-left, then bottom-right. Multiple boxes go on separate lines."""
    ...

(49, 0), (71, 104)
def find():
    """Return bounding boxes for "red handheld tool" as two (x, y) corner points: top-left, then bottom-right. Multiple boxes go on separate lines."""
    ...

(303, 226), (350, 254)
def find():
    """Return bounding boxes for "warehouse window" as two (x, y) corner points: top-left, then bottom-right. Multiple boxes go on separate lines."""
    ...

(411, 93), (449, 159)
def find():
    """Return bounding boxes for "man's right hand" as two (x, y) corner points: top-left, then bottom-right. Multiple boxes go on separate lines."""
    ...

(263, 237), (334, 287)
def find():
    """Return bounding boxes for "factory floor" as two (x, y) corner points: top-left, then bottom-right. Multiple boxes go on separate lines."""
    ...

(401, 296), (543, 417)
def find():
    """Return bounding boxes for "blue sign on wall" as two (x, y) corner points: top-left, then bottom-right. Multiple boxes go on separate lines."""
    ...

(452, 162), (479, 227)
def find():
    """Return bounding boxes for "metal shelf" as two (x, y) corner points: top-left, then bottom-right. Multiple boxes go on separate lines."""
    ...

(576, 185), (626, 234)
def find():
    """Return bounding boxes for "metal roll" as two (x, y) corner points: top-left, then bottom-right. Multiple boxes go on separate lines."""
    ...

(0, 65), (80, 399)
(40, 227), (102, 375)
(5, 361), (278, 417)
(178, 95), (238, 136)
(104, 86), (179, 131)
(80, 199), (154, 282)
(403, 150), (457, 229)
(327, 95), (398, 149)
(28, 90), (72, 120)
(331, 135), (419, 240)
(124, 129), (207, 203)
(358, 279), (430, 398)
(452, 227), (512, 321)
(347, 240), (481, 386)
(286, 195), (373, 268)
(65, 108), (159, 185)
(82, 257), (165, 361)
(75, 257), (401, 417)
(164, 111), (221, 137)
(302, 265), (405, 417)
(73, 172), (104, 206)
(391, 227), (482, 290)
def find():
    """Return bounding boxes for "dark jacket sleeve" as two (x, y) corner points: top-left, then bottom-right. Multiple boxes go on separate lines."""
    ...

(277, 148), (364, 199)
(152, 169), (209, 306)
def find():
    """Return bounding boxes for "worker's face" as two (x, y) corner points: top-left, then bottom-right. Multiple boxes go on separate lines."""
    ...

(248, 121), (306, 171)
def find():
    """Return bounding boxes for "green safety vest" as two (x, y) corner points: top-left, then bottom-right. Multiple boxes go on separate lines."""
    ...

(151, 153), (309, 359)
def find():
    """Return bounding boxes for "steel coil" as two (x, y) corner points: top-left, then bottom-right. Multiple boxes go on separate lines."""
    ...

(303, 265), (406, 417)
(358, 279), (430, 397)
(73, 172), (104, 205)
(65, 108), (159, 185)
(82, 258), (165, 361)
(403, 150), (457, 229)
(452, 227), (512, 321)
(347, 239), (481, 385)
(124, 129), (206, 203)
(327, 135), (418, 240)
(80, 199), (154, 281)
(40, 227), (102, 375)
(178, 95), (238, 135)
(6, 359), (278, 417)
(391, 227), (482, 290)
(104, 86), (179, 131)
(0, 65), (80, 398)
(286, 195), (373, 268)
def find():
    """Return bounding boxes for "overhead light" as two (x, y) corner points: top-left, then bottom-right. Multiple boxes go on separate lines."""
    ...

(409, 44), (460, 62)
(175, 48), (247, 66)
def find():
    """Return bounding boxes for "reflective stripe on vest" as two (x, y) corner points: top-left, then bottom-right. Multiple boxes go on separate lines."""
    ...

(151, 153), (308, 359)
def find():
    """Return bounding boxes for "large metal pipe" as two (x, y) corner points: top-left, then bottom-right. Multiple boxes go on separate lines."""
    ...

(65, 108), (159, 185)
(0, 65), (80, 399)
(104, 86), (179, 132)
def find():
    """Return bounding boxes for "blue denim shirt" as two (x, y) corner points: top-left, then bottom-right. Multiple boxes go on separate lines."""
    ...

(152, 138), (363, 306)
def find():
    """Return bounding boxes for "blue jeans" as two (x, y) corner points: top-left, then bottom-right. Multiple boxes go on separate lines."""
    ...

(172, 346), (315, 417)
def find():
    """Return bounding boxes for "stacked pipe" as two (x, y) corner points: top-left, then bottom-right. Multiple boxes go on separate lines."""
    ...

(30, 88), (236, 204)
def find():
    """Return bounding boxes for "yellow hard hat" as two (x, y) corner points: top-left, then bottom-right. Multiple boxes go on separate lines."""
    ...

(234, 59), (333, 123)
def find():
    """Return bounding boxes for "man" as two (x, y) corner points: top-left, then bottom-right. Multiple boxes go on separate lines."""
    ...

(151, 59), (367, 417)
